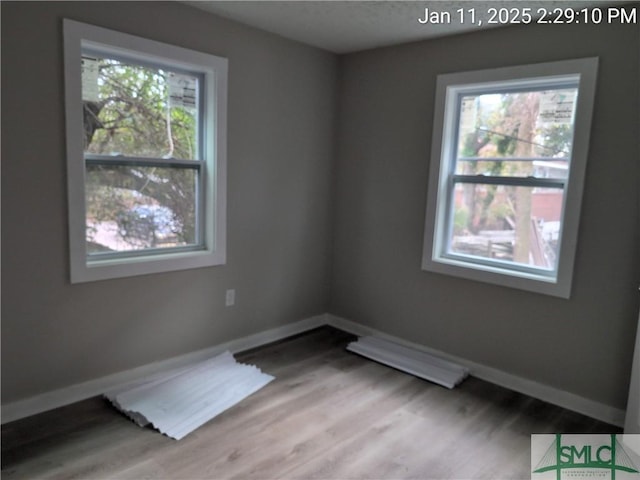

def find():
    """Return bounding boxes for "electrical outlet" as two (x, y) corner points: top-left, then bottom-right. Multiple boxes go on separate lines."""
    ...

(225, 289), (235, 307)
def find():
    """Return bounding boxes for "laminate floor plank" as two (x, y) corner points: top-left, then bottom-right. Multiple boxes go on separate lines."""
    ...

(233, 371), (422, 479)
(155, 364), (413, 479)
(2, 326), (620, 480)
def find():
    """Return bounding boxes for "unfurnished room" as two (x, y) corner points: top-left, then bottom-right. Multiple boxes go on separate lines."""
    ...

(1, 1), (640, 479)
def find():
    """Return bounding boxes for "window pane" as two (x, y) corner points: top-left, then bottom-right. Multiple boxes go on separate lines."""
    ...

(82, 55), (199, 160)
(449, 183), (565, 270)
(85, 165), (197, 253)
(457, 89), (577, 163)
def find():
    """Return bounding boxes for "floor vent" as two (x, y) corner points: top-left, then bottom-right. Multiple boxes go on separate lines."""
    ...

(347, 336), (468, 389)
(104, 351), (273, 440)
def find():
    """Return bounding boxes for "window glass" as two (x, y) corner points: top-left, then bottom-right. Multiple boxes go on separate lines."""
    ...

(449, 183), (564, 270)
(455, 89), (576, 181)
(445, 85), (578, 276)
(82, 55), (199, 160)
(85, 165), (197, 253)
(446, 86), (577, 274)
(81, 53), (203, 257)
(457, 89), (577, 162)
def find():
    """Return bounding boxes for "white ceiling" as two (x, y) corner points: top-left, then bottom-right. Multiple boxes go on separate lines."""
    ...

(187, 1), (613, 54)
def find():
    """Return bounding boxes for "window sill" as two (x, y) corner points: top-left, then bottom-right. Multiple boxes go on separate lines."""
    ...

(72, 248), (226, 284)
(422, 255), (570, 298)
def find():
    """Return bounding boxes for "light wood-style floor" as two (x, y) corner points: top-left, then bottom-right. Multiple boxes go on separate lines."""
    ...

(2, 327), (619, 479)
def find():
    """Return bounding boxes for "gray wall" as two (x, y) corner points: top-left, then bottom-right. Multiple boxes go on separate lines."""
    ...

(330, 20), (639, 410)
(1, 2), (337, 403)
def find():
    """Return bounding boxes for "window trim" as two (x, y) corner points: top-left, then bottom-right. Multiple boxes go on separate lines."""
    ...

(63, 19), (227, 283)
(422, 58), (598, 298)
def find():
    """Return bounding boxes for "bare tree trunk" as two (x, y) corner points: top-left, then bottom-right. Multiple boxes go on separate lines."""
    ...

(83, 102), (103, 148)
(512, 93), (538, 264)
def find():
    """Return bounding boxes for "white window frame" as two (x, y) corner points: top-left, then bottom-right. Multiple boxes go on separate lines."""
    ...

(422, 58), (598, 298)
(63, 19), (227, 283)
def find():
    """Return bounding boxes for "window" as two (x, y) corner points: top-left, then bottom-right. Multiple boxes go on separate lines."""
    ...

(63, 20), (227, 283)
(422, 58), (598, 298)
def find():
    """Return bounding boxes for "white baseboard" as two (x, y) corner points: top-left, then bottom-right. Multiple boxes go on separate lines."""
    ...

(326, 314), (626, 427)
(1, 314), (326, 425)
(2, 312), (625, 428)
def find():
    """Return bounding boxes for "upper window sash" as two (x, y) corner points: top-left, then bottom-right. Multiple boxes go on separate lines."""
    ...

(81, 51), (204, 162)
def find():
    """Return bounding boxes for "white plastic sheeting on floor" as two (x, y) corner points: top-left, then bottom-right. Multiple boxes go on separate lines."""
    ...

(347, 336), (468, 389)
(104, 351), (274, 440)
